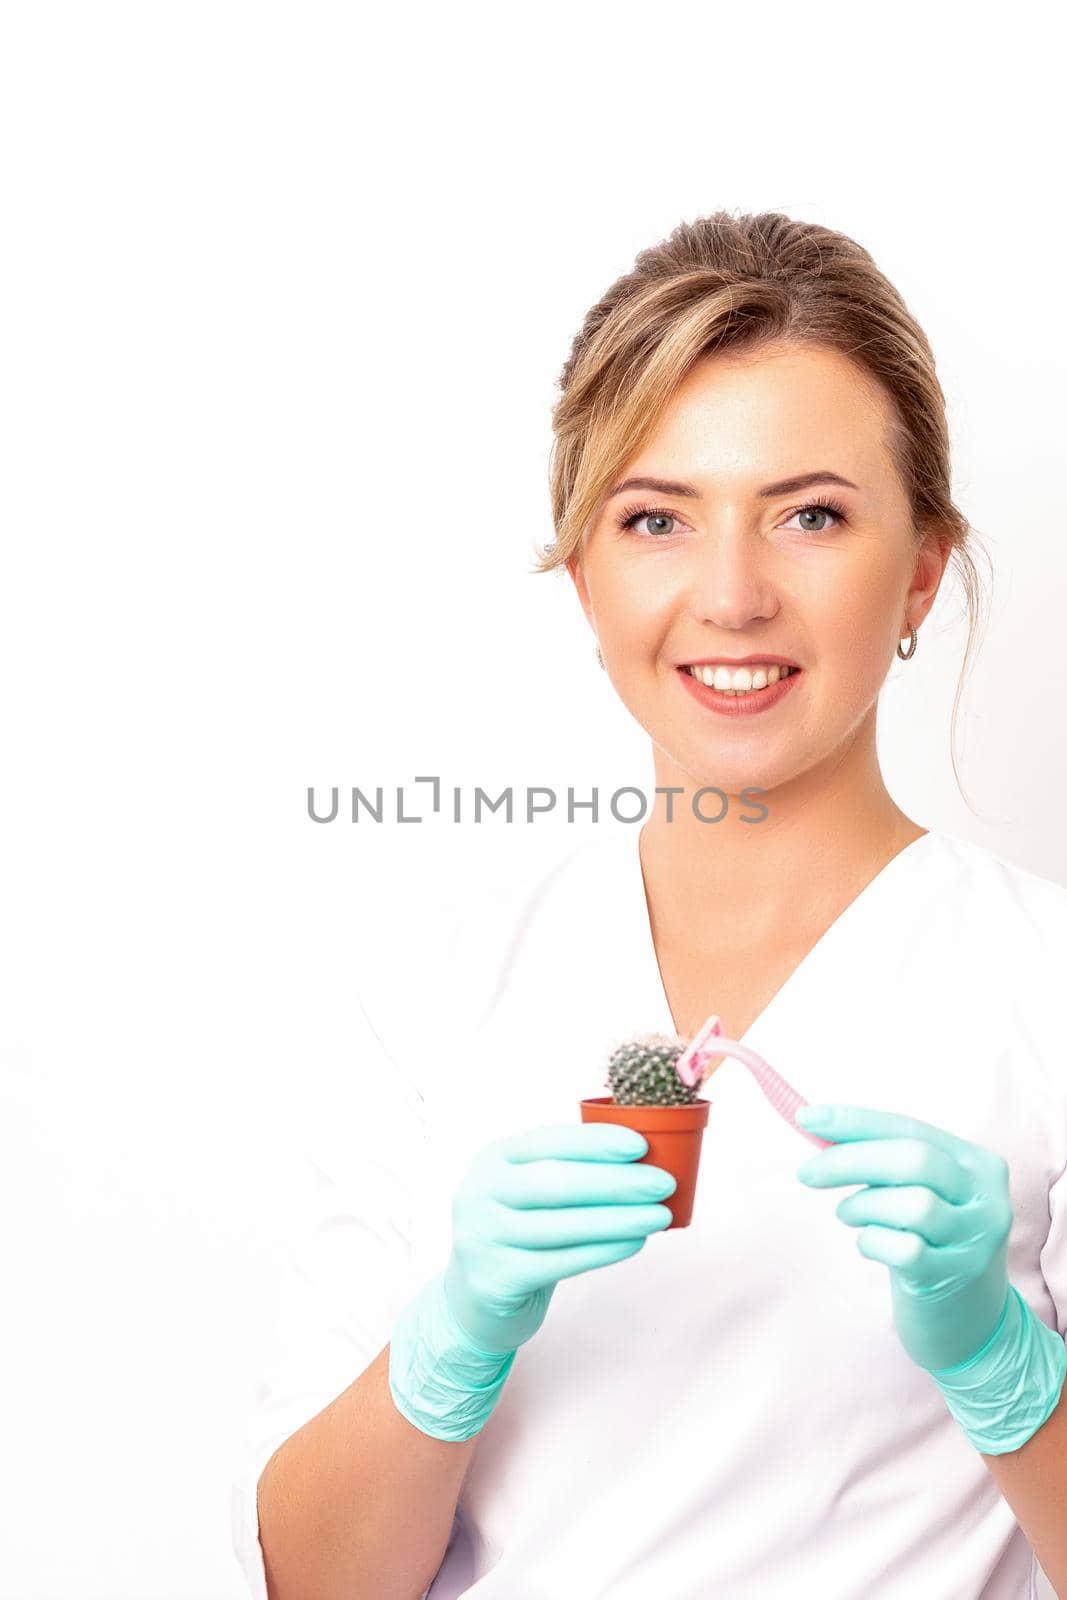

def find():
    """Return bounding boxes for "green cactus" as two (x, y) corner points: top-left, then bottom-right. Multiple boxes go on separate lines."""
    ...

(605, 1031), (699, 1106)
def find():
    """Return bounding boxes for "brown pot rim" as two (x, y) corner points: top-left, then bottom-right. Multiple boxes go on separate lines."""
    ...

(580, 1094), (710, 1107)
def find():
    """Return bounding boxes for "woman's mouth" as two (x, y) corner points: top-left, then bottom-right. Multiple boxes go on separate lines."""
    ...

(676, 662), (803, 717)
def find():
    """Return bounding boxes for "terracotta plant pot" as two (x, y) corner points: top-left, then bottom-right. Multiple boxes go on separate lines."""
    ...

(579, 1095), (711, 1228)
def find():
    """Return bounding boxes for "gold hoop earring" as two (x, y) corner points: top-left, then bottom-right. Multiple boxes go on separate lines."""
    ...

(897, 625), (918, 661)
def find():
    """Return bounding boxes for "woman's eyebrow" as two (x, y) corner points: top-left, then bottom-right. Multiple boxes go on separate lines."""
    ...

(606, 470), (860, 500)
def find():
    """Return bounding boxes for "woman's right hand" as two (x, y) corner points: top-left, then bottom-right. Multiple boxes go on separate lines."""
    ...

(441, 1122), (677, 1357)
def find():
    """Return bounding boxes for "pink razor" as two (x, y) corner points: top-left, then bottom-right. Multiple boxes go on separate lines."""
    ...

(675, 1013), (834, 1151)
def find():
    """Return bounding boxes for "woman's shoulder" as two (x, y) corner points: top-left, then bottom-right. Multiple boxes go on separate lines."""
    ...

(925, 827), (1067, 947)
(358, 832), (613, 1052)
(464, 829), (627, 1014)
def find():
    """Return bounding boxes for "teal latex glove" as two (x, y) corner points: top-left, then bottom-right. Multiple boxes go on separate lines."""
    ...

(795, 1102), (1066, 1454)
(389, 1122), (676, 1440)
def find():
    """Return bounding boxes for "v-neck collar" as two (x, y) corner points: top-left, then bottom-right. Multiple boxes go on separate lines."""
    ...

(618, 824), (944, 1051)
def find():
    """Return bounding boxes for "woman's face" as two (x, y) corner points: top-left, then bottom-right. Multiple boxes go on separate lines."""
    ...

(567, 341), (949, 799)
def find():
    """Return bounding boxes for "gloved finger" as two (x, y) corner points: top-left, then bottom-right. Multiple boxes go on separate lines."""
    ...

(494, 1124), (648, 1164)
(832, 1183), (965, 1246)
(489, 1197), (673, 1250)
(490, 1154), (676, 1210)
(853, 1223), (927, 1269)
(797, 1136), (971, 1203)
(496, 1235), (651, 1289)
(796, 1102), (979, 1160)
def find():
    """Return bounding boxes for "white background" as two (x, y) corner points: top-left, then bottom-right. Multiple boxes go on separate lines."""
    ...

(1, 3), (1063, 1595)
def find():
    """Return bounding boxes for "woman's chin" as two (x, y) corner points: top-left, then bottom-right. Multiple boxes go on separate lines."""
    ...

(647, 726), (818, 809)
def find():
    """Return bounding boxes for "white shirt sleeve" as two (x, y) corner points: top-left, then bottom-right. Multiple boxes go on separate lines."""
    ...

(228, 994), (443, 1600)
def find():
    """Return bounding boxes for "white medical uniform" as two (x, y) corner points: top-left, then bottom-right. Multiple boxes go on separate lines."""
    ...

(231, 826), (1067, 1599)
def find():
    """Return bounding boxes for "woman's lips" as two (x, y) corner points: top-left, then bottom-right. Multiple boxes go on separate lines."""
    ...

(676, 664), (803, 717)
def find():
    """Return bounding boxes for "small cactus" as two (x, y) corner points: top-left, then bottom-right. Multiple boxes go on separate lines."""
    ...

(606, 1032), (699, 1106)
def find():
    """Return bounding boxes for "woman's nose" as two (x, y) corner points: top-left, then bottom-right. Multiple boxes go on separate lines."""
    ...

(686, 527), (777, 629)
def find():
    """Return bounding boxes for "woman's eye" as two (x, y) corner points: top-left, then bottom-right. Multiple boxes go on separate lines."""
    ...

(783, 503), (844, 535)
(620, 509), (680, 538)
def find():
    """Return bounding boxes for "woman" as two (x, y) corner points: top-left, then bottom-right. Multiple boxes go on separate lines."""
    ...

(234, 213), (1067, 1599)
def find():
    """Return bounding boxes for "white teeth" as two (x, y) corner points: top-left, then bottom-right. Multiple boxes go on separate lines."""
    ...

(686, 663), (794, 694)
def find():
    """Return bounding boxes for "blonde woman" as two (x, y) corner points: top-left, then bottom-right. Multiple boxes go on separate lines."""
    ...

(234, 213), (1067, 1599)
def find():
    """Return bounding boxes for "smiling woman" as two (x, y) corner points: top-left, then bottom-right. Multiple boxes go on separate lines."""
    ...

(237, 213), (1067, 1600)
(533, 211), (989, 811)
(563, 339), (950, 808)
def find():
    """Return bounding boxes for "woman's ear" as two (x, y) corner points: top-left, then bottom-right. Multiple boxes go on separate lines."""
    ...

(565, 550), (594, 628)
(907, 525), (954, 627)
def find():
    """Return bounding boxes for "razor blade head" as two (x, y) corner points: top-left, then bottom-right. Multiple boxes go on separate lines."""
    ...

(675, 1013), (724, 1087)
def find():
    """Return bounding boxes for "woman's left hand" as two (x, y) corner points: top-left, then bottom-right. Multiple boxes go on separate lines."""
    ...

(794, 1103), (1013, 1372)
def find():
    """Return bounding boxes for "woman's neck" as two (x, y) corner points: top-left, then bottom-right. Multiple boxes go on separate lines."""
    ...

(637, 794), (925, 954)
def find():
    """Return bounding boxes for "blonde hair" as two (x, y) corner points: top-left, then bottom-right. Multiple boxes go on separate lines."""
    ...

(532, 210), (991, 813)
